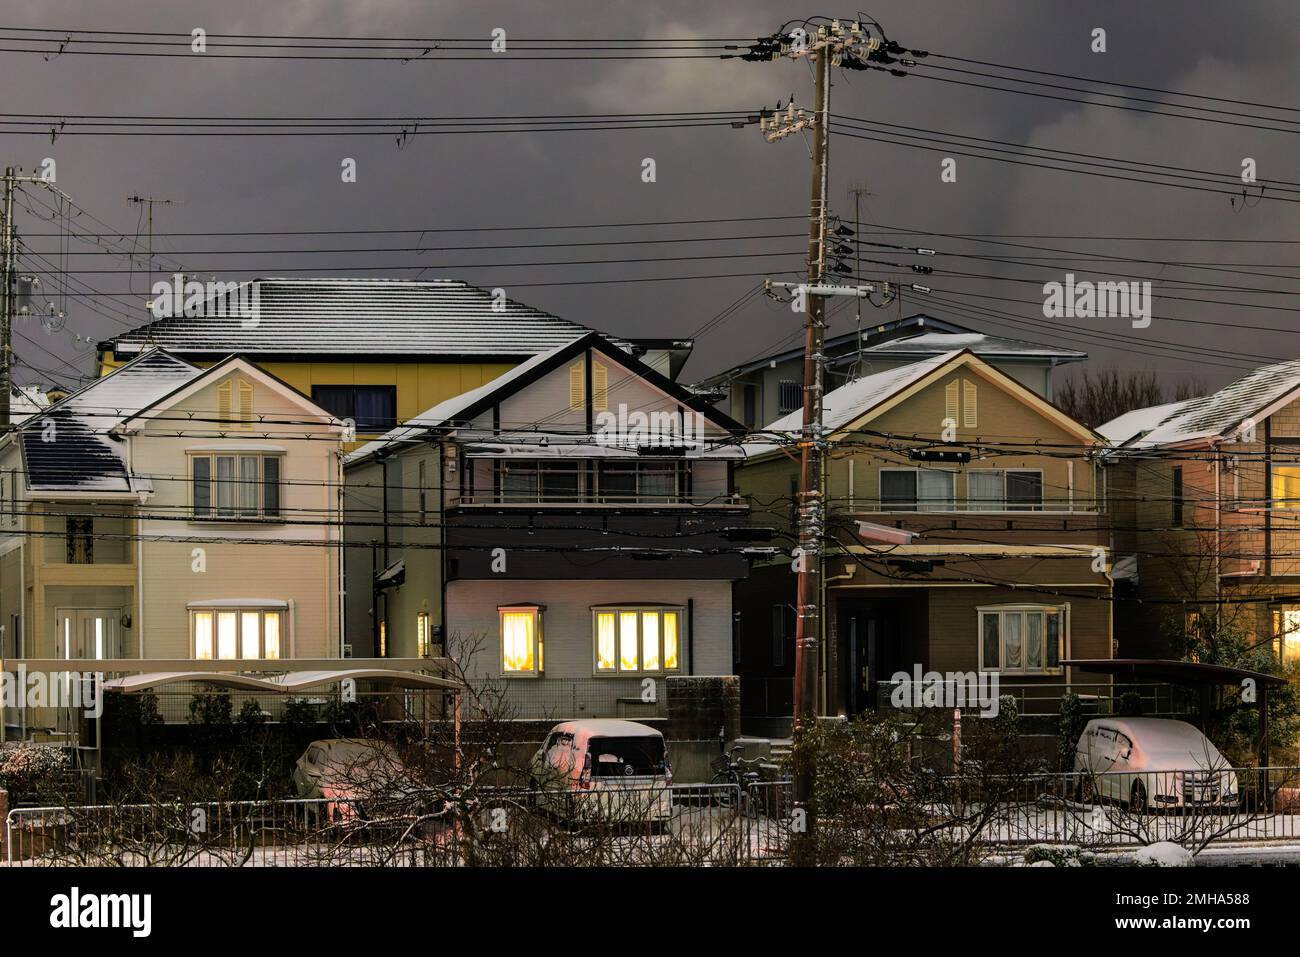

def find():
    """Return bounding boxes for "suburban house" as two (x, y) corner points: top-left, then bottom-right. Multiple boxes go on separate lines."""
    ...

(1099, 358), (1300, 664)
(344, 332), (757, 722)
(693, 313), (1086, 430)
(0, 348), (348, 739)
(97, 278), (694, 445)
(734, 349), (1113, 735)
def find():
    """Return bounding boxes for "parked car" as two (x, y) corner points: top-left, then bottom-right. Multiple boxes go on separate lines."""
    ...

(1073, 718), (1238, 812)
(293, 738), (411, 820)
(528, 719), (673, 825)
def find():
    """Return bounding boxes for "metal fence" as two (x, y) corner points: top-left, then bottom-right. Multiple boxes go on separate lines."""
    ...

(986, 767), (1300, 848)
(4, 780), (792, 867)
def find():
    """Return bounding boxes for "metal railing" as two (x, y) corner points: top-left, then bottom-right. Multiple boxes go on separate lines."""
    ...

(471, 677), (667, 721)
(874, 680), (1196, 719)
(4, 781), (792, 867)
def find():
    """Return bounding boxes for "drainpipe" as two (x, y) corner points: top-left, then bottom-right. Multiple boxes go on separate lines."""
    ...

(336, 449), (346, 658)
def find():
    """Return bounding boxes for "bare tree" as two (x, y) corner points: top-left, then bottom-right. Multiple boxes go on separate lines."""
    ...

(1055, 368), (1205, 428)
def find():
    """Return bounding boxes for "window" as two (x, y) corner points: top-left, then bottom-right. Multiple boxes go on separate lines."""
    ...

(597, 461), (681, 504)
(66, 517), (93, 564)
(978, 605), (1066, 674)
(500, 460), (582, 503)
(192, 607), (283, 660)
(501, 605), (543, 676)
(1271, 465), (1300, 509)
(1273, 607), (1300, 665)
(417, 611), (431, 657)
(968, 470), (1044, 511)
(1172, 466), (1184, 525)
(742, 385), (757, 429)
(191, 453), (282, 519)
(778, 380), (802, 415)
(310, 385), (397, 432)
(879, 468), (955, 511)
(593, 606), (682, 675)
(378, 619), (387, 658)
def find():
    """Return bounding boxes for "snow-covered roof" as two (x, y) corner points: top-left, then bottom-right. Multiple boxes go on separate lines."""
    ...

(21, 349), (199, 493)
(860, 331), (1086, 360)
(1099, 358), (1300, 450)
(745, 352), (961, 458)
(106, 277), (637, 359)
(346, 333), (742, 466)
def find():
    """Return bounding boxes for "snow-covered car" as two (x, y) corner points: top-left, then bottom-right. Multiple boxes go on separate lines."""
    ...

(528, 719), (673, 824)
(292, 738), (412, 820)
(1073, 718), (1238, 812)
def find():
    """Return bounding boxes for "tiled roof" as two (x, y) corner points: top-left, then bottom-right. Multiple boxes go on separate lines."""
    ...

(106, 278), (634, 358)
(21, 350), (199, 492)
(1100, 358), (1300, 449)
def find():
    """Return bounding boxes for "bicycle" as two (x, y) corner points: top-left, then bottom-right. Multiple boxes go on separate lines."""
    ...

(710, 744), (765, 818)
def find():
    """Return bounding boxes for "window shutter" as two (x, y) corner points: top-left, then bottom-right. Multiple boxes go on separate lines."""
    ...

(569, 361), (584, 410)
(963, 379), (977, 428)
(944, 380), (959, 423)
(217, 381), (232, 424)
(238, 380), (254, 429)
(592, 361), (608, 412)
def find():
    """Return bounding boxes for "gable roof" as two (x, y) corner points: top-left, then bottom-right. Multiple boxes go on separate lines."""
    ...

(694, 313), (1084, 386)
(103, 278), (640, 360)
(745, 350), (1097, 461)
(1099, 358), (1300, 450)
(347, 332), (744, 466)
(20, 349), (199, 493)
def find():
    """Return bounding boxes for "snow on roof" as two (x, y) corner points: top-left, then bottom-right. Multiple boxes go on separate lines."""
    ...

(345, 343), (571, 463)
(21, 349), (199, 493)
(861, 331), (1086, 359)
(1100, 358), (1300, 450)
(745, 352), (961, 458)
(107, 278), (636, 358)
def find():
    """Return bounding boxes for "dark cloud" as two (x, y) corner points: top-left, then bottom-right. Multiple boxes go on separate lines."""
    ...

(1, 1), (1296, 393)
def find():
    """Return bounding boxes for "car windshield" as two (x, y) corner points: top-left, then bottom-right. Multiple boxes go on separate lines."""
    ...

(588, 736), (666, 777)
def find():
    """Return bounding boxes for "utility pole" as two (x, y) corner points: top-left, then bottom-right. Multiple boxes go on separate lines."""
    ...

(1, 167), (73, 429)
(752, 19), (905, 862)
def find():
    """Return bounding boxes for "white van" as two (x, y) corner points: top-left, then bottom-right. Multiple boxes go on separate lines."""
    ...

(1073, 718), (1238, 811)
(529, 719), (673, 824)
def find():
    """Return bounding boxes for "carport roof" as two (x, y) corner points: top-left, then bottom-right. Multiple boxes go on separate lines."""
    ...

(103, 669), (461, 693)
(1061, 658), (1286, 687)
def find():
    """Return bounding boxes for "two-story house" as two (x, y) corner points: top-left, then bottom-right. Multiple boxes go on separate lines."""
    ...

(344, 332), (756, 720)
(1099, 358), (1300, 664)
(98, 278), (694, 446)
(0, 348), (347, 738)
(694, 313), (1086, 430)
(735, 349), (1112, 734)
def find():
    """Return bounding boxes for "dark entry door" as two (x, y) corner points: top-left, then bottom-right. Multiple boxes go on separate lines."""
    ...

(844, 602), (903, 715)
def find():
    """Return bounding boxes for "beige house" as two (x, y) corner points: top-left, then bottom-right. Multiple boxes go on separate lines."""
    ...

(0, 349), (346, 737)
(735, 349), (1112, 733)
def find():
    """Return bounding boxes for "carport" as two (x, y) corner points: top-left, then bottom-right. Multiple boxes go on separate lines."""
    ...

(1062, 658), (1286, 767)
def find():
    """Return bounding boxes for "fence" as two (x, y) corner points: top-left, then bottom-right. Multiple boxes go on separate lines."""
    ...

(5, 780), (791, 867)
(873, 679), (1196, 719)
(9, 767), (1300, 866)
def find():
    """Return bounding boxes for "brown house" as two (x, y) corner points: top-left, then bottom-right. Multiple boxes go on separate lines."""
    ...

(735, 350), (1113, 735)
(1099, 359), (1300, 665)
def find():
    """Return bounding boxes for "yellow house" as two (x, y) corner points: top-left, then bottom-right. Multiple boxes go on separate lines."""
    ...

(97, 278), (693, 448)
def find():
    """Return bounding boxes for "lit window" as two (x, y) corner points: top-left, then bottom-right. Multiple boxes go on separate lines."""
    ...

(978, 605), (1065, 674)
(417, 611), (431, 658)
(378, 620), (387, 658)
(1273, 607), (1300, 664)
(192, 607), (284, 659)
(1272, 466), (1300, 509)
(593, 607), (684, 675)
(500, 605), (543, 676)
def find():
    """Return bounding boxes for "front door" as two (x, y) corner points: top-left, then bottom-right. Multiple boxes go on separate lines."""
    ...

(55, 608), (120, 660)
(844, 603), (902, 715)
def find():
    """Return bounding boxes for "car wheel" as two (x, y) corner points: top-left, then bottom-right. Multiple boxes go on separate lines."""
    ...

(1129, 781), (1146, 814)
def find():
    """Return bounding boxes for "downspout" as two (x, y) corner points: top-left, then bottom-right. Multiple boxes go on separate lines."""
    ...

(438, 439), (448, 653)
(336, 449), (346, 658)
